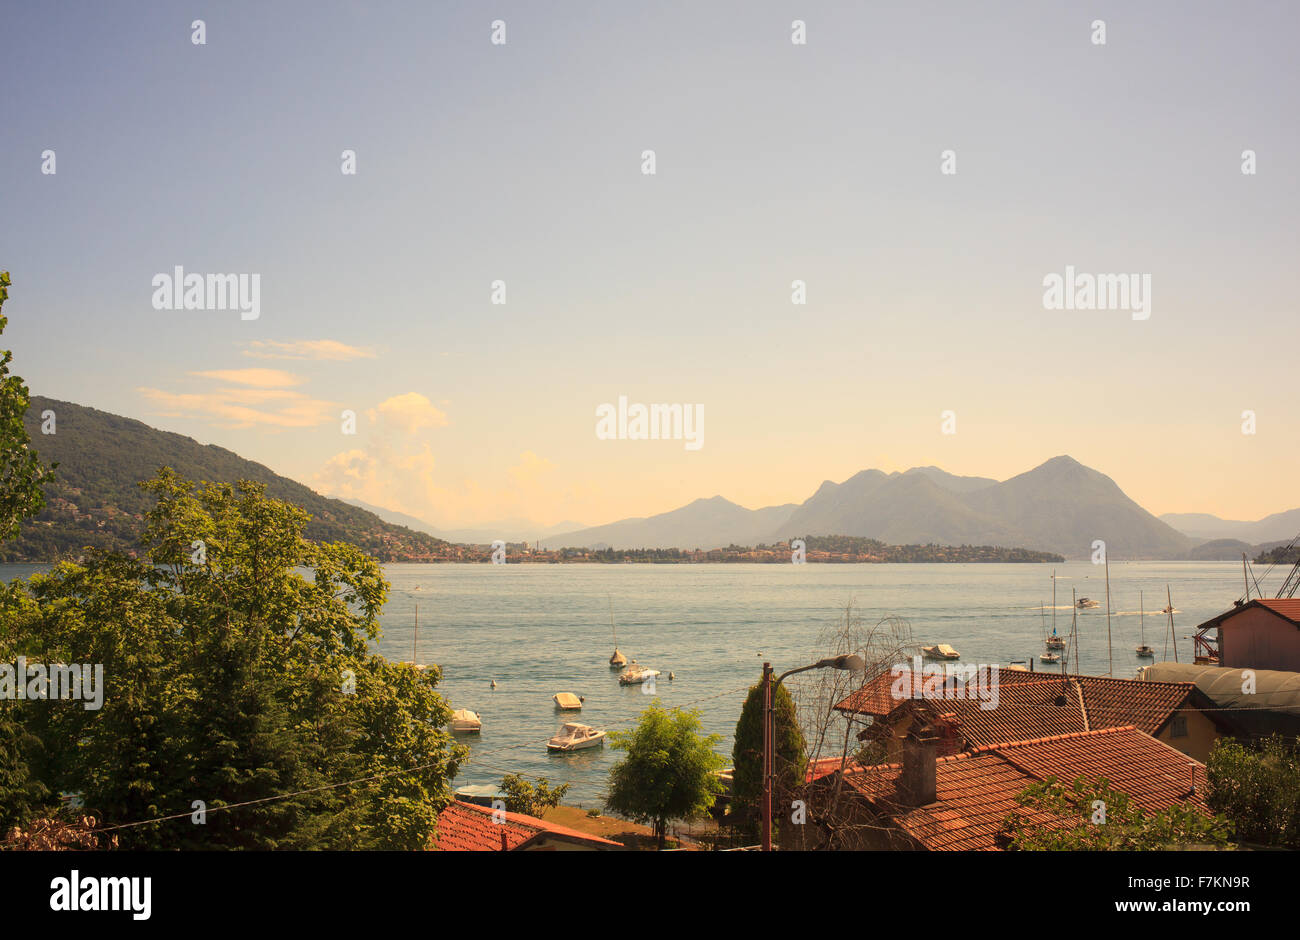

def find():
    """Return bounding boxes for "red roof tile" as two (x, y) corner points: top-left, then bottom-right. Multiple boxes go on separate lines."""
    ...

(837, 726), (1208, 851)
(431, 800), (623, 851)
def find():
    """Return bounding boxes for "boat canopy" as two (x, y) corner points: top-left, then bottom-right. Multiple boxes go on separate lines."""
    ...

(553, 693), (582, 709)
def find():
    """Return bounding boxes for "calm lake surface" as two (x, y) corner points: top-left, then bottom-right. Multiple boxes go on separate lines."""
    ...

(1, 561), (1258, 806)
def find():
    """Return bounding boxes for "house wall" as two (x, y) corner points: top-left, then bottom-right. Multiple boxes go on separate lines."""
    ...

(1220, 609), (1300, 672)
(1155, 706), (1220, 763)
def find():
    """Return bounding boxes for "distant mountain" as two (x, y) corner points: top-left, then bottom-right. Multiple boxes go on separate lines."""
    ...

(1186, 538), (1255, 561)
(342, 498), (584, 545)
(1161, 509), (1300, 544)
(548, 456), (1192, 558)
(6, 397), (452, 562)
(542, 496), (798, 551)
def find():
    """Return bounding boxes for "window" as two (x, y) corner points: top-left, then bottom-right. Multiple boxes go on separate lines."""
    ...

(1170, 715), (1188, 738)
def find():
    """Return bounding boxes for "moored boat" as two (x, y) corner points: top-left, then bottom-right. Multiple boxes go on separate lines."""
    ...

(450, 708), (482, 734)
(547, 722), (606, 752)
(552, 692), (583, 710)
(922, 644), (961, 661)
(618, 662), (661, 685)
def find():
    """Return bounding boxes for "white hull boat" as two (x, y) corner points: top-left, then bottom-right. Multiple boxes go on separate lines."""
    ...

(547, 722), (606, 752)
(450, 708), (482, 733)
(618, 663), (661, 685)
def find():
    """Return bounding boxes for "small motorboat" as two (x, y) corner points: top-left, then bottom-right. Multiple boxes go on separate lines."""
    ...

(1136, 645), (1155, 658)
(1077, 597), (1099, 609)
(1040, 651), (1061, 664)
(618, 662), (661, 685)
(449, 708), (482, 733)
(552, 692), (583, 710)
(547, 722), (606, 752)
(922, 644), (961, 661)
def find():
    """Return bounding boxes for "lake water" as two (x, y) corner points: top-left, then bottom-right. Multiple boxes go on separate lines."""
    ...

(0, 561), (1260, 807)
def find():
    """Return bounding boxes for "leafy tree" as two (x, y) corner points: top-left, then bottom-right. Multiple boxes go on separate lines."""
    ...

(3, 469), (466, 849)
(0, 272), (52, 539)
(731, 680), (805, 833)
(605, 701), (725, 849)
(1207, 735), (1300, 847)
(1000, 775), (1232, 850)
(0, 271), (54, 837)
(500, 774), (569, 817)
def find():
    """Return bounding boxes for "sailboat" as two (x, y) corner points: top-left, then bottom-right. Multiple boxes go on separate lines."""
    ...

(1136, 590), (1154, 657)
(607, 597), (628, 668)
(1045, 573), (1066, 649)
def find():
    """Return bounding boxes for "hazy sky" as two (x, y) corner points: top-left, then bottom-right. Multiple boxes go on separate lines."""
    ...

(3, 1), (1297, 530)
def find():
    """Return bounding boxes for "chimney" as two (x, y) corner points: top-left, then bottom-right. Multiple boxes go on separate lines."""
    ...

(899, 729), (939, 806)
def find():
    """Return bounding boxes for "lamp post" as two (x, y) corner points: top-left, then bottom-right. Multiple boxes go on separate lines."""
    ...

(762, 653), (866, 851)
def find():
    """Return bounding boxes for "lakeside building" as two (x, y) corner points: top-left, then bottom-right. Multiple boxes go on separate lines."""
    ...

(795, 725), (1209, 851)
(431, 801), (624, 851)
(1139, 661), (1300, 739)
(1193, 599), (1300, 671)
(834, 670), (1229, 762)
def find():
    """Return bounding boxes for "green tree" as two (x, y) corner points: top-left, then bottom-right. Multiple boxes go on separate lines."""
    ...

(1207, 735), (1300, 847)
(0, 272), (52, 539)
(0, 271), (54, 836)
(1000, 775), (1233, 850)
(500, 774), (569, 817)
(731, 680), (805, 833)
(3, 469), (466, 849)
(605, 701), (725, 849)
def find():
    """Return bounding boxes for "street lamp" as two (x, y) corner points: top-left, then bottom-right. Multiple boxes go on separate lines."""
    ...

(762, 654), (866, 851)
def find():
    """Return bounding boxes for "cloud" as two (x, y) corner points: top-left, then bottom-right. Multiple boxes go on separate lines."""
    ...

(367, 393), (449, 434)
(313, 445), (568, 530)
(137, 386), (338, 429)
(189, 368), (305, 388)
(509, 450), (554, 486)
(242, 339), (377, 361)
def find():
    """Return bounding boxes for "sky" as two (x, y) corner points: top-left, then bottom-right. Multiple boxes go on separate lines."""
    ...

(2, 1), (1298, 531)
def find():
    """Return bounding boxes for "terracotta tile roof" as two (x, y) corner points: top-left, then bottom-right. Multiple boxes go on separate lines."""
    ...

(1197, 598), (1300, 630)
(988, 726), (1209, 816)
(1254, 599), (1300, 624)
(431, 800), (623, 851)
(839, 669), (1206, 744)
(838, 726), (1207, 851)
(833, 671), (911, 719)
(842, 751), (1059, 851)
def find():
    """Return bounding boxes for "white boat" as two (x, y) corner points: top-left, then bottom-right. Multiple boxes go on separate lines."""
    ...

(1077, 597), (1099, 609)
(449, 708), (482, 733)
(547, 722), (606, 752)
(618, 662), (661, 685)
(1040, 651), (1061, 664)
(922, 644), (960, 661)
(552, 692), (583, 710)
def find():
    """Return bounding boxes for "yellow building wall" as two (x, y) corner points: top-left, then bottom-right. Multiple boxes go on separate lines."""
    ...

(1156, 706), (1220, 763)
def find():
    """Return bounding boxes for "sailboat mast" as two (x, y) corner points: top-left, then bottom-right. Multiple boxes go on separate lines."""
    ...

(609, 596), (617, 648)
(1052, 569), (1056, 635)
(1166, 584), (1178, 663)
(413, 602), (419, 665)
(1140, 590), (1145, 646)
(1104, 554), (1113, 676)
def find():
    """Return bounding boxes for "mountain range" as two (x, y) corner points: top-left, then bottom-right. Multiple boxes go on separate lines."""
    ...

(9, 397), (1298, 563)
(6, 396), (451, 563)
(539, 458), (1209, 559)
